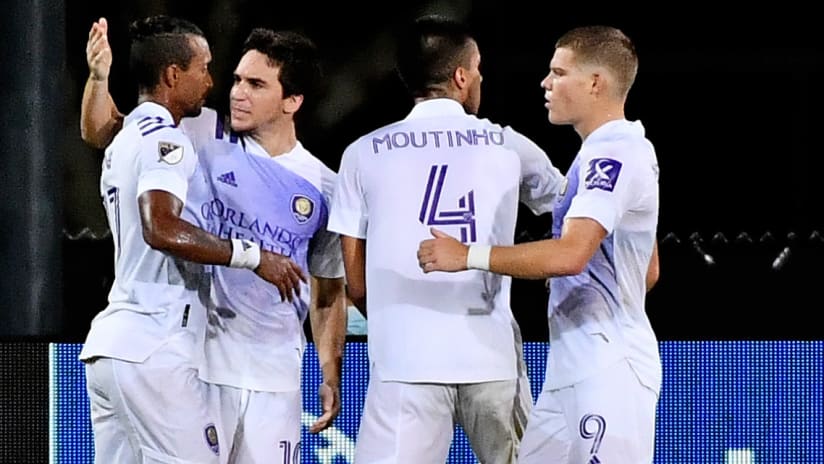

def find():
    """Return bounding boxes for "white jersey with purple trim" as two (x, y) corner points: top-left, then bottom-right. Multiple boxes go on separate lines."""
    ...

(329, 98), (564, 383)
(180, 108), (343, 392)
(546, 119), (661, 391)
(80, 102), (205, 363)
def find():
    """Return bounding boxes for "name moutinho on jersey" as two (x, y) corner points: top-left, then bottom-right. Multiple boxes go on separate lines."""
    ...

(371, 128), (505, 154)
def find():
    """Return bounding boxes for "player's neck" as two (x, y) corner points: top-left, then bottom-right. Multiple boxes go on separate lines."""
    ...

(137, 92), (183, 125)
(247, 120), (297, 157)
(413, 85), (461, 106)
(575, 104), (625, 141)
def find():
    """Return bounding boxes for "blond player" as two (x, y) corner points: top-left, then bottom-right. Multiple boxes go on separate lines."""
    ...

(419, 25), (662, 464)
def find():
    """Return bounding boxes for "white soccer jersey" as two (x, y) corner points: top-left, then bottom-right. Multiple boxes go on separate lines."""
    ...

(80, 102), (204, 363)
(546, 119), (661, 391)
(329, 98), (564, 383)
(180, 108), (344, 392)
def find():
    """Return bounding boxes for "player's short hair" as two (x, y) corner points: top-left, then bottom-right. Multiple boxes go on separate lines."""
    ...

(241, 28), (322, 103)
(396, 14), (476, 98)
(556, 25), (638, 98)
(128, 15), (206, 91)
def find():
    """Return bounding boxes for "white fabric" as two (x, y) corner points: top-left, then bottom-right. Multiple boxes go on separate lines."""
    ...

(179, 107), (343, 392)
(545, 119), (661, 391)
(80, 101), (205, 364)
(466, 244), (491, 271)
(355, 369), (528, 464)
(329, 98), (564, 383)
(229, 238), (261, 270)
(518, 359), (657, 464)
(208, 385), (301, 464)
(245, 135), (344, 280)
(84, 331), (220, 464)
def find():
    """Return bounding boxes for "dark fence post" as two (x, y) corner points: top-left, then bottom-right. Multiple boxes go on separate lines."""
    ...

(0, 0), (65, 337)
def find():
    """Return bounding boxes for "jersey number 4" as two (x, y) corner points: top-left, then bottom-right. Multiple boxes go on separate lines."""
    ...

(418, 164), (476, 243)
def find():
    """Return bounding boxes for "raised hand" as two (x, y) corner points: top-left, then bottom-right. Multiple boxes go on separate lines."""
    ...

(417, 228), (468, 273)
(86, 17), (112, 81)
(254, 250), (307, 302)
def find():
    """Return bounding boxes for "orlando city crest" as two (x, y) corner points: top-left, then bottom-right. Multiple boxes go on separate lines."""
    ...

(157, 141), (183, 165)
(203, 423), (219, 455)
(291, 194), (314, 224)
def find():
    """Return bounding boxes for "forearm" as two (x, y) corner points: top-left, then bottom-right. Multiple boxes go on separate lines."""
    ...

(146, 217), (234, 266)
(480, 218), (604, 279)
(80, 76), (122, 148)
(488, 239), (586, 280)
(309, 277), (347, 388)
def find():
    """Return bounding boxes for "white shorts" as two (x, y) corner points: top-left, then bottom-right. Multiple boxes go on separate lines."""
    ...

(84, 332), (220, 464)
(354, 369), (530, 464)
(519, 359), (658, 464)
(208, 384), (302, 464)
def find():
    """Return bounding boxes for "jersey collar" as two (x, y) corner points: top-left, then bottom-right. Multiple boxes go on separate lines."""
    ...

(244, 136), (305, 160)
(404, 98), (466, 120)
(126, 101), (176, 126)
(584, 119), (645, 147)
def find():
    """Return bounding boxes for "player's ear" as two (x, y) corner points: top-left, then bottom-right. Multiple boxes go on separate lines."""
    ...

(453, 66), (468, 90)
(590, 71), (607, 97)
(283, 94), (303, 115)
(162, 64), (180, 88)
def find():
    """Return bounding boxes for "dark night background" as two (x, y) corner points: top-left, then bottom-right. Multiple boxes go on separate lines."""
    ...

(2, 0), (822, 343)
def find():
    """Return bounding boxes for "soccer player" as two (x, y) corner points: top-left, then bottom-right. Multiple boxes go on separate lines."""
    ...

(328, 15), (565, 463)
(78, 16), (306, 464)
(82, 20), (346, 463)
(418, 25), (662, 464)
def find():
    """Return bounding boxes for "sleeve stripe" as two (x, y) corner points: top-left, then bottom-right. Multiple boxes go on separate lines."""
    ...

(215, 114), (225, 140)
(141, 124), (175, 137)
(138, 117), (165, 130)
(214, 114), (240, 144)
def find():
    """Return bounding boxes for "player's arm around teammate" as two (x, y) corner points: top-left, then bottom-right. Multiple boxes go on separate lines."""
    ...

(419, 25), (662, 463)
(419, 228), (659, 291)
(80, 17), (305, 301)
